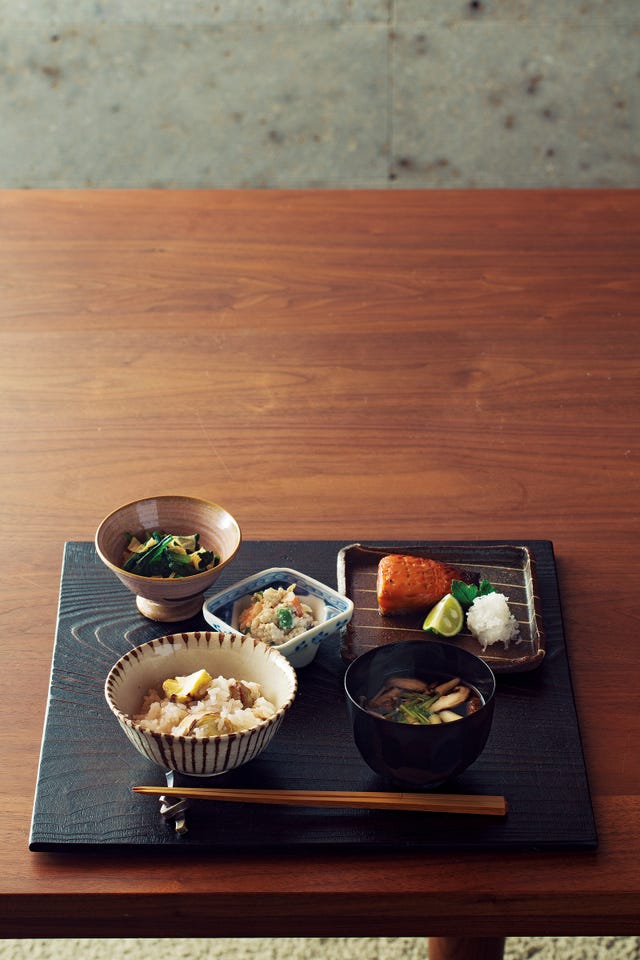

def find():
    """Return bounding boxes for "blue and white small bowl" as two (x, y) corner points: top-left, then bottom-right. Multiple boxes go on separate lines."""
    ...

(202, 567), (354, 668)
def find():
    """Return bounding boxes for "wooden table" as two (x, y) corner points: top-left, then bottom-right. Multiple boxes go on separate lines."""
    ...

(1, 190), (639, 952)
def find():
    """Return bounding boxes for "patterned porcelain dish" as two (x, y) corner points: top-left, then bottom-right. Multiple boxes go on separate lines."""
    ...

(95, 495), (241, 622)
(202, 567), (354, 668)
(105, 631), (297, 777)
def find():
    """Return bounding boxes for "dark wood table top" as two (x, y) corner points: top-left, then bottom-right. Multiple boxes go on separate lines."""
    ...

(1, 189), (639, 938)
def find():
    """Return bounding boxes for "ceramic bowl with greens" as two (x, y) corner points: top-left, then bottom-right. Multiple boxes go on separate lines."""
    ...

(95, 495), (241, 622)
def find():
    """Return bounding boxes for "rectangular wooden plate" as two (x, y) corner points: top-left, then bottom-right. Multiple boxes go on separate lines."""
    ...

(338, 542), (545, 672)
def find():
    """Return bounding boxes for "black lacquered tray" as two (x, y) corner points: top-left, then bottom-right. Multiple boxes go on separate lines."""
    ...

(29, 539), (597, 852)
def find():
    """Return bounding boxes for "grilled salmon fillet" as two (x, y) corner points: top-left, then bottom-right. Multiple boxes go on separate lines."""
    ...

(376, 553), (467, 616)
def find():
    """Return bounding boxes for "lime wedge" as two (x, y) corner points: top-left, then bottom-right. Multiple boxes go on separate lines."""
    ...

(422, 594), (464, 637)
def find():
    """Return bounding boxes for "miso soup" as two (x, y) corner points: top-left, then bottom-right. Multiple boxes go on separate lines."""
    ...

(362, 674), (483, 725)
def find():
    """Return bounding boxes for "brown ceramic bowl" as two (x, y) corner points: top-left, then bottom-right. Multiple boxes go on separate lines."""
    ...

(95, 495), (241, 622)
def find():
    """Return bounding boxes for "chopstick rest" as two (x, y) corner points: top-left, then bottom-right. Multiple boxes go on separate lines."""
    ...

(133, 786), (508, 817)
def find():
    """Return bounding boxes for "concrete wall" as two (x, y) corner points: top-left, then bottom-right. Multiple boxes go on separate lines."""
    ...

(1, 0), (637, 187)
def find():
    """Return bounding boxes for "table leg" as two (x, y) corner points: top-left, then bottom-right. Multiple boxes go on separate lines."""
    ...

(428, 937), (506, 960)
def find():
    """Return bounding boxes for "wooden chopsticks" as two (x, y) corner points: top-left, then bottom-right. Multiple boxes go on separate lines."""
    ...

(133, 785), (508, 817)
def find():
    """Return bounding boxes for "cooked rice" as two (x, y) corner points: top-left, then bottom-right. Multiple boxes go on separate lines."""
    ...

(133, 674), (276, 737)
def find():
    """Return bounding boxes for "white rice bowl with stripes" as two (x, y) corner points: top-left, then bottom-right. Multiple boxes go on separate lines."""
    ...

(105, 631), (297, 777)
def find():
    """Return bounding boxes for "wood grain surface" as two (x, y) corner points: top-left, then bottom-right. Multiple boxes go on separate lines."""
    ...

(1, 189), (639, 938)
(29, 540), (594, 856)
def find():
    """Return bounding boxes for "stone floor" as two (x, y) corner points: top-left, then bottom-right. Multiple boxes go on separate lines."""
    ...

(0, 0), (638, 188)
